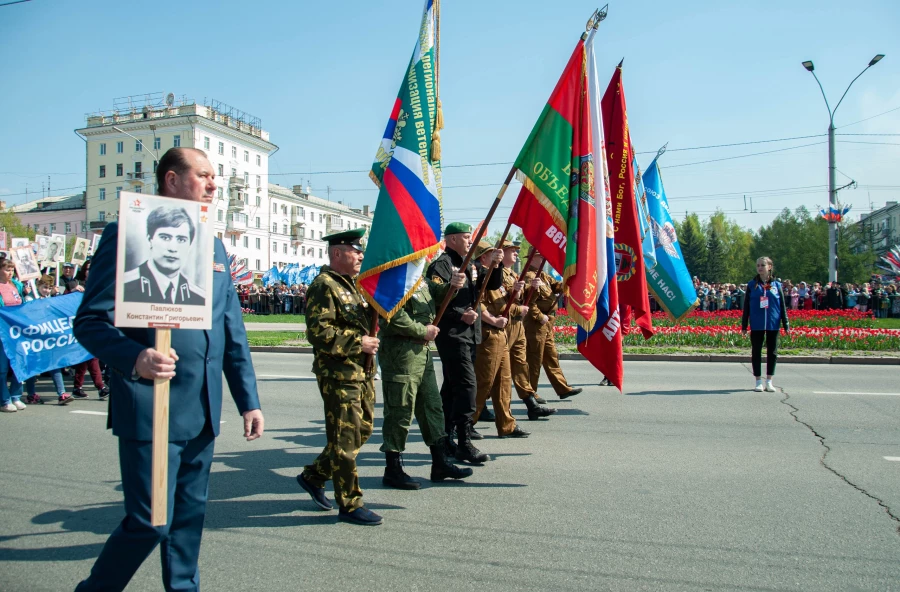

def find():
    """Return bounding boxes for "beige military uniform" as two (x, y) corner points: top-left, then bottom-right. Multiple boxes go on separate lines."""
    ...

(523, 269), (573, 396)
(474, 270), (517, 436)
(500, 266), (536, 400)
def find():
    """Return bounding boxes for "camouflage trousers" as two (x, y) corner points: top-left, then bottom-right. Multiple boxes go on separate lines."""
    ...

(303, 376), (375, 511)
(379, 346), (445, 452)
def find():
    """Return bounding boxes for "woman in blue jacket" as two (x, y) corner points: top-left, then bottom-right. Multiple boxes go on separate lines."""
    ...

(741, 257), (790, 392)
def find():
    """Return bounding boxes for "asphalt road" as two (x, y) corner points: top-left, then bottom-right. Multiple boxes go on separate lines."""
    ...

(1, 355), (899, 592)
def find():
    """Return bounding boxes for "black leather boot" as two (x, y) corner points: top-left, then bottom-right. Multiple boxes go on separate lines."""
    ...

(430, 438), (474, 482)
(383, 451), (421, 490)
(524, 395), (557, 420)
(455, 421), (491, 464)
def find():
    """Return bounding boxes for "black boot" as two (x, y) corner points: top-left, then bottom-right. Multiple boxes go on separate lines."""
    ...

(524, 395), (557, 421)
(455, 421), (491, 464)
(443, 426), (458, 457)
(430, 438), (474, 482)
(382, 451), (421, 490)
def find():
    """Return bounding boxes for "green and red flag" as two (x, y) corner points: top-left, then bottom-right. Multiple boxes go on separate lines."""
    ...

(357, 0), (444, 319)
(601, 63), (654, 339)
(507, 35), (599, 331)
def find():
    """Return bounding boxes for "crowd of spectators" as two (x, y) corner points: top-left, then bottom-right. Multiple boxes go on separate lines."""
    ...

(676, 276), (900, 318)
(238, 283), (308, 315)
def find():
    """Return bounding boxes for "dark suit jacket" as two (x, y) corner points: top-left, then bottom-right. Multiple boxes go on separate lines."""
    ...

(123, 261), (206, 305)
(74, 222), (260, 442)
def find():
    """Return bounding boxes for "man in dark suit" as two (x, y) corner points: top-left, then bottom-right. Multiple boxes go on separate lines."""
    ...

(123, 206), (206, 305)
(73, 147), (264, 592)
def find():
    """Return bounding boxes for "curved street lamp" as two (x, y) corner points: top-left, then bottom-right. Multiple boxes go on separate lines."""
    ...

(802, 54), (885, 282)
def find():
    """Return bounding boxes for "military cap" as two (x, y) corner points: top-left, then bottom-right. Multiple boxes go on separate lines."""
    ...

(501, 239), (516, 249)
(444, 222), (472, 236)
(474, 239), (496, 259)
(323, 227), (366, 252)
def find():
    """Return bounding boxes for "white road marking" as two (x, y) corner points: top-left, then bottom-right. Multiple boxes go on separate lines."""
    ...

(884, 457), (900, 462)
(256, 374), (312, 379)
(70, 410), (108, 416)
(813, 391), (900, 396)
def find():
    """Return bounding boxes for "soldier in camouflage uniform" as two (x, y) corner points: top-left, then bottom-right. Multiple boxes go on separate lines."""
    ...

(379, 271), (474, 489)
(523, 253), (583, 401)
(296, 228), (384, 526)
(498, 242), (556, 420)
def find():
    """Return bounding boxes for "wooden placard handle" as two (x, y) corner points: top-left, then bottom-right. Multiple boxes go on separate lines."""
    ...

(364, 308), (379, 374)
(151, 328), (171, 527)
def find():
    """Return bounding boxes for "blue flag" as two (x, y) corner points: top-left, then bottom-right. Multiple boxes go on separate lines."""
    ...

(632, 151), (657, 270)
(0, 294), (92, 381)
(642, 158), (699, 320)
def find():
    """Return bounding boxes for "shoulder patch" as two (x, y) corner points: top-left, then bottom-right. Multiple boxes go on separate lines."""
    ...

(122, 267), (141, 283)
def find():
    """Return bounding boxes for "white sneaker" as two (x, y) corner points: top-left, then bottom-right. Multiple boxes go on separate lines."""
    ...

(754, 379), (764, 392)
(765, 380), (776, 392)
(1, 403), (17, 413)
(13, 400), (26, 410)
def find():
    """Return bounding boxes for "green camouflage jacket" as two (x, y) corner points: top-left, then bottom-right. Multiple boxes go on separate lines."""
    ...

(380, 279), (451, 341)
(306, 265), (372, 381)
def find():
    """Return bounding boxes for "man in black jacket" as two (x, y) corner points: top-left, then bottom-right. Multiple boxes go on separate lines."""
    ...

(426, 223), (502, 464)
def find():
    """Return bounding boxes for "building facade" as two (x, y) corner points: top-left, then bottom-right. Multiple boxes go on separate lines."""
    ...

(859, 201), (900, 257)
(75, 93), (374, 276)
(7, 193), (89, 239)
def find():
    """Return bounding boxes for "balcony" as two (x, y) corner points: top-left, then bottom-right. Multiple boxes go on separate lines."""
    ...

(89, 221), (108, 230)
(226, 212), (248, 234)
(126, 172), (146, 184)
(228, 197), (245, 211)
(291, 223), (306, 245)
(229, 176), (247, 189)
(325, 215), (344, 236)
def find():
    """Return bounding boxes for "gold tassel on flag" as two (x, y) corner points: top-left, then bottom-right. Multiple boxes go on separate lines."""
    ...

(431, 99), (443, 161)
(430, 0), (442, 162)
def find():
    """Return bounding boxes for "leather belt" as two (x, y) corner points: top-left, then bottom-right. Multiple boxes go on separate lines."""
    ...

(393, 336), (428, 345)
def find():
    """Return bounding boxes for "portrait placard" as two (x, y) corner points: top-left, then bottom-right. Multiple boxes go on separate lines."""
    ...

(10, 238), (29, 249)
(11, 246), (41, 281)
(114, 191), (213, 330)
(35, 235), (50, 263)
(48, 234), (66, 264)
(71, 237), (90, 266)
(90, 233), (102, 256)
(0, 231), (7, 250)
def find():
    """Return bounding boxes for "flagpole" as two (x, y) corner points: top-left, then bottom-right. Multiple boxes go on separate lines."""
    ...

(501, 246), (537, 318)
(473, 221), (512, 311)
(522, 259), (546, 309)
(433, 166), (516, 325)
(364, 308), (378, 373)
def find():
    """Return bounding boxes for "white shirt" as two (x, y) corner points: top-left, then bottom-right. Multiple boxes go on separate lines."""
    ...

(147, 260), (178, 303)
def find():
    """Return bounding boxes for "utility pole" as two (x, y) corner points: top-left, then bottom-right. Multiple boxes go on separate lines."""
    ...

(802, 54), (884, 283)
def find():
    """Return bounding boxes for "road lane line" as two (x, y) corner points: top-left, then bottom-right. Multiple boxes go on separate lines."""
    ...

(813, 391), (900, 396)
(885, 457), (900, 462)
(70, 410), (108, 416)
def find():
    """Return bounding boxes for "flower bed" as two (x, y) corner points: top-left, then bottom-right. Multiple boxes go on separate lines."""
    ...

(551, 309), (897, 350)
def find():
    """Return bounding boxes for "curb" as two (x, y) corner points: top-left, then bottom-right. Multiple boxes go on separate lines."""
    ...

(248, 346), (900, 365)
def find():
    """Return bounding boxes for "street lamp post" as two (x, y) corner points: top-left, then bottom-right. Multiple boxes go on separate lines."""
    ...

(802, 54), (884, 283)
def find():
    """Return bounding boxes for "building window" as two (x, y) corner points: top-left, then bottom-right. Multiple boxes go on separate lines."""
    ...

(99, 143), (106, 155)
(319, 248), (323, 258)
(292, 245), (298, 255)
(217, 188), (223, 199)
(272, 203), (277, 214)
(218, 141), (224, 155)
(272, 223), (277, 233)
(99, 188), (106, 201)
(134, 162), (142, 174)
(173, 135), (181, 148)
(218, 164), (224, 177)
(255, 237), (261, 249)
(99, 211), (106, 222)
(283, 224), (288, 235)
(136, 140), (143, 152)
(256, 195), (261, 207)
(153, 160), (158, 173)
(81, 221), (86, 233)
(272, 243), (277, 253)
(283, 243), (287, 254)
(217, 209), (223, 222)
(244, 150), (249, 163)
(256, 175), (261, 188)
(243, 236), (248, 248)
(49, 223), (56, 233)
(134, 186), (142, 194)
(116, 141), (123, 153)
(231, 168), (237, 178)
(255, 217), (260, 228)
(204, 137), (210, 150)
(116, 164), (123, 176)
(256, 154), (261, 166)
(256, 259), (261, 269)
(244, 172), (249, 185)
(116, 186), (122, 199)
(99, 165), (106, 178)
(154, 137), (161, 150)
(65, 222), (71, 233)
(232, 146), (237, 158)
(319, 214), (324, 223)
(230, 235), (237, 247)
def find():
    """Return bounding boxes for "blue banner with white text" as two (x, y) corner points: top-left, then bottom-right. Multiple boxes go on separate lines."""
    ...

(642, 159), (699, 321)
(0, 293), (92, 381)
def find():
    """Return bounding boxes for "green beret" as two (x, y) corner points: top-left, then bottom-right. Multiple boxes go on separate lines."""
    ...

(323, 227), (366, 252)
(474, 239), (495, 259)
(444, 222), (472, 236)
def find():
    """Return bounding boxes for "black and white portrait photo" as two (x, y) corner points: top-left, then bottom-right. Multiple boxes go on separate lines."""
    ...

(71, 237), (90, 266)
(12, 246), (40, 281)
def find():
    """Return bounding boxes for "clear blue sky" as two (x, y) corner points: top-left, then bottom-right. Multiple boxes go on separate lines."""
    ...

(1, 0), (898, 234)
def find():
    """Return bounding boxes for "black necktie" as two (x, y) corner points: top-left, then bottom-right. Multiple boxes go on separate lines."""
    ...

(164, 284), (174, 303)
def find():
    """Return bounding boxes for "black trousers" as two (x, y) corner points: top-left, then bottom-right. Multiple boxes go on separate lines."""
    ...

(435, 335), (477, 431)
(750, 330), (780, 377)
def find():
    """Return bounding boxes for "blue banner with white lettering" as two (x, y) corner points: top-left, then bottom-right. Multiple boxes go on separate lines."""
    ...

(642, 159), (699, 321)
(0, 293), (92, 381)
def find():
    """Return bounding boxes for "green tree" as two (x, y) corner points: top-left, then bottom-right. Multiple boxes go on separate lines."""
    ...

(0, 210), (36, 243)
(705, 227), (727, 283)
(677, 213), (706, 280)
(705, 210), (754, 282)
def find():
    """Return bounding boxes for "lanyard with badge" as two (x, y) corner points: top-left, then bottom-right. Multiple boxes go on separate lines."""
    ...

(760, 281), (771, 309)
